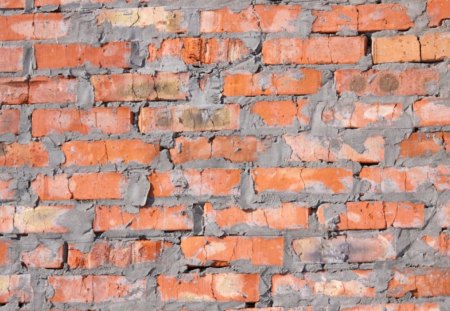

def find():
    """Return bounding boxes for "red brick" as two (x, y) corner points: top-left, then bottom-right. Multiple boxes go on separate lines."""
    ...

(170, 136), (265, 164)
(399, 132), (448, 159)
(92, 73), (188, 102)
(285, 133), (384, 164)
(150, 169), (240, 197)
(0, 13), (69, 41)
(181, 236), (284, 266)
(318, 202), (425, 230)
(204, 202), (309, 231)
(0, 240), (10, 266)
(32, 172), (126, 200)
(0, 14), (68, 41)
(93, 205), (193, 232)
(292, 233), (396, 263)
(68, 240), (167, 269)
(0, 142), (49, 167)
(21, 244), (64, 269)
(148, 38), (249, 65)
(0, 275), (32, 303)
(97, 7), (185, 32)
(387, 269), (450, 298)
(32, 107), (131, 137)
(139, 104), (240, 133)
(322, 102), (404, 129)
(0, 178), (15, 202)
(201, 5), (301, 33)
(0, 0), (25, 9)
(427, 0), (450, 26)
(62, 140), (159, 166)
(372, 36), (421, 64)
(0, 110), (20, 135)
(272, 270), (376, 298)
(312, 4), (413, 33)
(422, 233), (450, 257)
(0, 47), (23, 72)
(413, 98), (450, 127)
(357, 4), (414, 32)
(263, 37), (367, 65)
(13, 206), (72, 234)
(49, 275), (146, 303)
(35, 42), (131, 69)
(157, 273), (259, 302)
(335, 69), (439, 96)
(0, 77), (28, 104)
(252, 167), (353, 194)
(360, 166), (450, 193)
(224, 69), (322, 96)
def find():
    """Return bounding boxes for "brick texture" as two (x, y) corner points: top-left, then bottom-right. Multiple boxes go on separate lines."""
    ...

(0, 0), (449, 310)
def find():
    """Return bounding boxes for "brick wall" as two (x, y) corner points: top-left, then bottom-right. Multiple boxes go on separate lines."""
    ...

(0, 0), (449, 310)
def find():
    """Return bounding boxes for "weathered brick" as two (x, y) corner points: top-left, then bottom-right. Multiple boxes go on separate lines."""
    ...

(252, 167), (353, 194)
(32, 107), (132, 137)
(318, 202), (425, 230)
(422, 233), (450, 257)
(0, 240), (11, 266)
(68, 240), (168, 269)
(413, 98), (450, 127)
(0, 0), (25, 9)
(35, 42), (131, 69)
(284, 133), (384, 164)
(49, 275), (146, 303)
(149, 169), (240, 197)
(139, 104), (240, 133)
(62, 140), (160, 166)
(399, 132), (449, 159)
(97, 7), (185, 32)
(292, 233), (396, 263)
(0, 110), (20, 135)
(157, 273), (259, 302)
(224, 69), (322, 96)
(148, 38), (250, 65)
(21, 244), (64, 269)
(0, 47), (23, 72)
(13, 206), (72, 234)
(201, 5), (301, 33)
(204, 202), (309, 231)
(387, 269), (450, 298)
(0, 275), (32, 303)
(335, 69), (439, 96)
(93, 205), (193, 232)
(181, 236), (284, 266)
(263, 37), (367, 65)
(420, 32), (450, 61)
(0, 14), (68, 41)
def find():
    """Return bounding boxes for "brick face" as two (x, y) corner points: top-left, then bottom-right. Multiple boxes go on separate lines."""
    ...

(1, 0), (448, 309)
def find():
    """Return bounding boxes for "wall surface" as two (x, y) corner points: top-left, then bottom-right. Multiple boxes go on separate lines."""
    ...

(0, 0), (449, 310)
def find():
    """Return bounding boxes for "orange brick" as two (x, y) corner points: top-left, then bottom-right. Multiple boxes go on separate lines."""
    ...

(372, 36), (421, 64)
(420, 32), (450, 61)
(181, 236), (284, 266)
(148, 38), (249, 65)
(312, 5), (358, 33)
(413, 98), (450, 127)
(201, 5), (301, 33)
(93, 205), (193, 232)
(399, 132), (448, 159)
(139, 104), (240, 133)
(0, 47), (23, 72)
(388, 269), (450, 298)
(263, 37), (367, 64)
(35, 42), (131, 69)
(0, 0), (25, 9)
(204, 202), (309, 231)
(335, 69), (439, 96)
(149, 169), (240, 197)
(427, 0), (450, 26)
(62, 140), (160, 166)
(251, 100), (298, 127)
(224, 69), (322, 96)
(0, 240), (10, 266)
(252, 167), (353, 194)
(157, 273), (259, 302)
(0, 142), (49, 167)
(32, 107), (132, 137)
